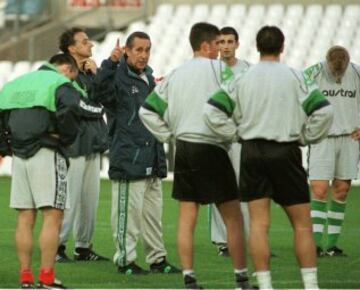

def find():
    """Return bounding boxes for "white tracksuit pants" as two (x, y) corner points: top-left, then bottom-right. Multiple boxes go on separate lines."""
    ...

(59, 153), (100, 248)
(111, 177), (167, 267)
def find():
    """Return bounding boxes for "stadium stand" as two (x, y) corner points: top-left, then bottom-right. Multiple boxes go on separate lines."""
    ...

(110, 3), (358, 74)
(1, 2), (359, 84)
(68, 0), (142, 7)
(0, 1), (4, 28)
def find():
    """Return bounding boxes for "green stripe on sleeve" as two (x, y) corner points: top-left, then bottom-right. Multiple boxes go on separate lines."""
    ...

(302, 89), (328, 116)
(209, 89), (235, 116)
(144, 91), (168, 118)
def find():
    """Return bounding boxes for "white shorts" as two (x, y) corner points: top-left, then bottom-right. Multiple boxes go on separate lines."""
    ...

(10, 148), (69, 210)
(308, 135), (360, 180)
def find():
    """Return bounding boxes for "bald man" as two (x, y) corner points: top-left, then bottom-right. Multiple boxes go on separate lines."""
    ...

(305, 46), (360, 257)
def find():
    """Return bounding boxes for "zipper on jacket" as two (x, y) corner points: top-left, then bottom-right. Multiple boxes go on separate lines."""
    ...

(127, 110), (136, 125)
(132, 148), (140, 164)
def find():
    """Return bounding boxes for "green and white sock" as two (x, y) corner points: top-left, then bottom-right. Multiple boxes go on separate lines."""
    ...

(311, 199), (327, 248)
(326, 199), (346, 250)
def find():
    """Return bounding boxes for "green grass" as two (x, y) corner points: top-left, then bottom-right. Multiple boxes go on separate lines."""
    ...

(0, 176), (360, 289)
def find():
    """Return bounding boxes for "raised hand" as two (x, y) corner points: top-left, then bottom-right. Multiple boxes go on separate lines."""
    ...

(111, 38), (123, 62)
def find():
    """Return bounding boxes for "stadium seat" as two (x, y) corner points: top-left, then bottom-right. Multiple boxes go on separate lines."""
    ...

(351, 49), (360, 64)
(267, 4), (284, 21)
(207, 4), (227, 27)
(210, 4), (227, 19)
(173, 4), (192, 21)
(306, 4), (323, 18)
(155, 3), (174, 19)
(0, 61), (13, 77)
(0, 76), (6, 89)
(344, 4), (360, 18)
(31, 60), (45, 71)
(0, 1), (5, 28)
(248, 4), (265, 19)
(324, 4), (342, 18)
(127, 21), (147, 35)
(12, 61), (31, 74)
(286, 4), (304, 19)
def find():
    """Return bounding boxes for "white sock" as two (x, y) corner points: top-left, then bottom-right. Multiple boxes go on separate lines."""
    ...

(234, 268), (248, 275)
(256, 271), (273, 290)
(301, 267), (319, 290)
(235, 268), (250, 290)
(182, 269), (194, 277)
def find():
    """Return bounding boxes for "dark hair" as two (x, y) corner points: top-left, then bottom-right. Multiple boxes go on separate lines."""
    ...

(220, 26), (239, 42)
(125, 31), (151, 48)
(256, 26), (284, 56)
(59, 27), (85, 54)
(49, 53), (78, 72)
(189, 22), (220, 51)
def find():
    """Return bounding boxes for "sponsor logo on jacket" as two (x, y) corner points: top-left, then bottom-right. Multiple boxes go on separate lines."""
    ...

(131, 85), (139, 94)
(322, 89), (356, 98)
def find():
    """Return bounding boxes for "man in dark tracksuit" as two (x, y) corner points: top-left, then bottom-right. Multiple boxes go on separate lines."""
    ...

(94, 31), (180, 274)
(0, 54), (104, 289)
(56, 27), (108, 262)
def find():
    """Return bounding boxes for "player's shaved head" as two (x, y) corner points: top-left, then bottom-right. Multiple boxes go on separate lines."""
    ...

(326, 46), (349, 82)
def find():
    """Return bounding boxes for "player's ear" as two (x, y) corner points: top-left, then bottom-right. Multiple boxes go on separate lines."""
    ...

(68, 44), (77, 55)
(279, 44), (284, 54)
(200, 41), (210, 54)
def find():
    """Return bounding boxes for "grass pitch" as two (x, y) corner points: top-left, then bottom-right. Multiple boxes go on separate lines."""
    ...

(0, 177), (359, 289)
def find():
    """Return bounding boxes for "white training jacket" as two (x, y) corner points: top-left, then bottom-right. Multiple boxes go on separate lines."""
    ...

(139, 57), (235, 149)
(305, 61), (360, 136)
(203, 60), (334, 145)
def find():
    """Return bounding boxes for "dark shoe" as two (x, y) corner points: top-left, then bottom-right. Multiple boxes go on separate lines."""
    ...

(118, 262), (150, 275)
(270, 252), (277, 258)
(236, 284), (259, 290)
(235, 273), (259, 290)
(36, 278), (67, 289)
(217, 245), (230, 257)
(184, 274), (204, 289)
(55, 245), (72, 263)
(325, 246), (347, 257)
(235, 285), (259, 290)
(236, 285), (259, 290)
(316, 246), (324, 257)
(21, 282), (34, 289)
(150, 258), (181, 273)
(74, 247), (109, 261)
